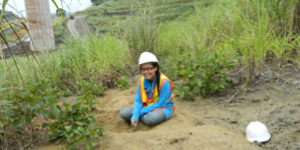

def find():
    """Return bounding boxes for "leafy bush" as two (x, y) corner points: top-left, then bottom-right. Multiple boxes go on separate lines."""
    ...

(53, 22), (66, 37)
(0, 78), (105, 149)
(52, 18), (67, 39)
(171, 50), (235, 99)
(0, 86), (59, 149)
(77, 77), (106, 97)
(77, 78), (106, 108)
(116, 76), (131, 90)
(42, 83), (105, 150)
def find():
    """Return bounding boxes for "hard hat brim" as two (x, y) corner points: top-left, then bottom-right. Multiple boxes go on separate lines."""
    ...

(246, 133), (271, 143)
(139, 61), (158, 65)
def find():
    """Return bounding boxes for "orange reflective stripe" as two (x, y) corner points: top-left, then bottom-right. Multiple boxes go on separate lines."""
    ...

(160, 78), (174, 91)
(159, 74), (175, 114)
(139, 76), (148, 104)
(159, 74), (174, 91)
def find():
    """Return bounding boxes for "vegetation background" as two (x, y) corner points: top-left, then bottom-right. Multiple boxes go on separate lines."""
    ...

(0, 0), (299, 149)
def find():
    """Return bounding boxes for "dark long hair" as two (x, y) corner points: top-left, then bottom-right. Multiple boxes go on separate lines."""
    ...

(152, 62), (160, 96)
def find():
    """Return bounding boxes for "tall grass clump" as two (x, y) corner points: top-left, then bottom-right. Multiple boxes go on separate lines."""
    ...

(0, 35), (130, 96)
(121, 3), (159, 62)
(39, 35), (130, 93)
(266, 0), (300, 34)
(211, 0), (299, 79)
(154, 21), (200, 59)
(158, 0), (299, 82)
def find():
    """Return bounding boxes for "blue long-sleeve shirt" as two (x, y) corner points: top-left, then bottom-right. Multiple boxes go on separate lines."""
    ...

(131, 74), (174, 121)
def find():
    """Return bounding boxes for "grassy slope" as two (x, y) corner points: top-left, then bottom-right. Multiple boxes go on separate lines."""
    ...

(82, 0), (299, 67)
(80, 0), (198, 33)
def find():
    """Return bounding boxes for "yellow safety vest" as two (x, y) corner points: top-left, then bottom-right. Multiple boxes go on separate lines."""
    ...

(139, 74), (174, 107)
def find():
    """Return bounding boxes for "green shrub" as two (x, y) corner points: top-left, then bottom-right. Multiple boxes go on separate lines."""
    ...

(52, 18), (68, 39)
(171, 50), (235, 99)
(0, 76), (105, 149)
(0, 86), (59, 149)
(42, 84), (105, 150)
(77, 78), (106, 97)
(116, 76), (131, 90)
(77, 77), (106, 108)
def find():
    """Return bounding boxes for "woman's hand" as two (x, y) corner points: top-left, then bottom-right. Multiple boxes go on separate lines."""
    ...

(131, 120), (138, 127)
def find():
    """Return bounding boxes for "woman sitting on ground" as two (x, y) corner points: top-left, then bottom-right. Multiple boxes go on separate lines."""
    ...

(119, 52), (175, 126)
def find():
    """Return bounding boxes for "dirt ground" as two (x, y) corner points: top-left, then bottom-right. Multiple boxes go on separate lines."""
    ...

(36, 67), (300, 150)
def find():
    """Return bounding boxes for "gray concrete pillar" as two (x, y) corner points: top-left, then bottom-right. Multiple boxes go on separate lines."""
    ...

(25, 0), (55, 51)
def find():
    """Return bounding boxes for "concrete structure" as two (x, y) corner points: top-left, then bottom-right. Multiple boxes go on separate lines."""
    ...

(25, 0), (55, 50)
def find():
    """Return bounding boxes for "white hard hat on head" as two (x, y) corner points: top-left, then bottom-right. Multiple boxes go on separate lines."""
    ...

(138, 52), (159, 65)
(246, 121), (271, 143)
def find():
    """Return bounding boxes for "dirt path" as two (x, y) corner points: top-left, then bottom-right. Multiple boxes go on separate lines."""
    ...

(36, 68), (300, 150)
(67, 16), (91, 38)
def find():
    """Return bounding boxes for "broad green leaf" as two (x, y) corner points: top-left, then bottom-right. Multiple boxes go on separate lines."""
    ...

(42, 123), (49, 128)
(77, 136), (85, 144)
(65, 126), (72, 132)
(76, 121), (85, 126)
(53, 107), (61, 117)
(77, 126), (85, 133)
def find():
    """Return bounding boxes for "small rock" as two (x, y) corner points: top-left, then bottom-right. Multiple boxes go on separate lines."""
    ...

(293, 80), (300, 85)
(196, 120), (204, 126)
(263, 96), (270, 101)
(228, 78), (240, 86)
(238, 97), (245, 101)
(170, 138), (179, 144)
(230, 120), (238, 124)
(252, 99), (261, 103)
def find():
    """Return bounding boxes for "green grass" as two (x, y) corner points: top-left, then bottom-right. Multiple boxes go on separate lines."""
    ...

(82, 0), (202, 35)
(86, 15), (127, 34)
(156, 0), (299, 78)
(81, 0), (197, 14)
(80, 0), (300, 79)
(0, 35), (130, 96)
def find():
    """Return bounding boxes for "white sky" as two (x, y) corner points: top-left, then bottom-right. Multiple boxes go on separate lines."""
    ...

(4, 0), (92, 16)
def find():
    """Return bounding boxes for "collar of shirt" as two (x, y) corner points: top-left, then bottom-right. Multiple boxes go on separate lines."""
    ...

(144, 74), (157, 93)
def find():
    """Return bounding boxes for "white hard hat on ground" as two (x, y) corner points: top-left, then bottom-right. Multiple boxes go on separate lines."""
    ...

(138, 52), (159, 65)
(246, 121), (271, 143)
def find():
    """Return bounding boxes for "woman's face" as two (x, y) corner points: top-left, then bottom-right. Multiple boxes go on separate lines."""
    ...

(140, 63), (157, 81)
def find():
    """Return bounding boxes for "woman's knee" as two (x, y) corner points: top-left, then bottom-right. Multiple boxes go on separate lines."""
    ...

(119, 106), (133, 121)
(141, 110), (166, 126)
